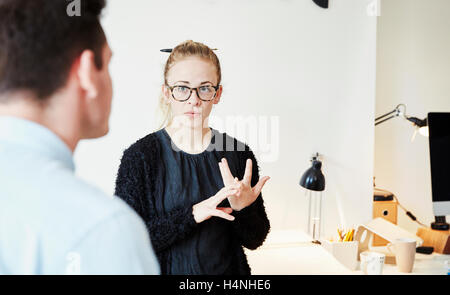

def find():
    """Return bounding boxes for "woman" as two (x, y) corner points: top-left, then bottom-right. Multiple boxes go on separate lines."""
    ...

(115, 40), (270, 275)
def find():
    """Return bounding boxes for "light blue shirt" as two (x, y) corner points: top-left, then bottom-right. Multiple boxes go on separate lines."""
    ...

(0, 116), (160, 275)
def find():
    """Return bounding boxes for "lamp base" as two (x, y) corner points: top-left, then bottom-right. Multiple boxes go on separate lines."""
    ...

(431, 216), (449, 231)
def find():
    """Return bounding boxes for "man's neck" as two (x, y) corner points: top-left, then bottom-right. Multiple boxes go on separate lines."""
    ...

(0, 96), (81, 153)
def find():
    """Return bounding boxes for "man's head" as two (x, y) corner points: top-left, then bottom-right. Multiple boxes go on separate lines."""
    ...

(0, 0), (112, 140)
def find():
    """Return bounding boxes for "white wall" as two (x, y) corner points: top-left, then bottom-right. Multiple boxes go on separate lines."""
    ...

(74, 0), (377, 238)
(375, 0), (450, 233)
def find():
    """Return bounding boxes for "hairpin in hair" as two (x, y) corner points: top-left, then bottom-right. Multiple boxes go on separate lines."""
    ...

(160, 48), (218, 53)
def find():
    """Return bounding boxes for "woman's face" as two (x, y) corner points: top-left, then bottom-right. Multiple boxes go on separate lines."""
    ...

(163, 56), (222, 129)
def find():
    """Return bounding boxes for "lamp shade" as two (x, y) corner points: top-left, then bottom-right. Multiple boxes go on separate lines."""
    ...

(299, 160), (325, 191)
(419, 126), (429, 137)
(313, 0), (329, 9)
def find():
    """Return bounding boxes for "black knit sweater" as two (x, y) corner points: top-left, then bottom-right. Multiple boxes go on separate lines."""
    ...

(114, 130), (270, 275)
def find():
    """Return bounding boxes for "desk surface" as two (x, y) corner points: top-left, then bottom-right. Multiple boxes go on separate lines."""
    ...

(245, 229), (450, 275)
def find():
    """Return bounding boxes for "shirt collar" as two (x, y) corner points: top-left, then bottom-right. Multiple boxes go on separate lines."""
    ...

(0, 116), (75, 171)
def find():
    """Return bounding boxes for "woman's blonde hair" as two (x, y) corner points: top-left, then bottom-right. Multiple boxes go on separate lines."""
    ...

(156, 40), (222, 130)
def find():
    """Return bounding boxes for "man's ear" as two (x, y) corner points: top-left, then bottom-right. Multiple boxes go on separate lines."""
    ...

(77, 49), (99, 99)
(212, 85), (223, 105)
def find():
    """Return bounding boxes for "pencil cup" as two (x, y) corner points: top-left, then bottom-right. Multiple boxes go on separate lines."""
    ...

(322, 240), (359, 270)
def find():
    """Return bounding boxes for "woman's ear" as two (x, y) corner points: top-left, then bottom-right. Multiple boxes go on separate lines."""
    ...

(162, 84), (171, 104)
(212, 85), (223, 105)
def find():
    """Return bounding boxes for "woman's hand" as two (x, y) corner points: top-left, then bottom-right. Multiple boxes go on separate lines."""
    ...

(218, 158), (270, 212)
(192, 186), (239, 223)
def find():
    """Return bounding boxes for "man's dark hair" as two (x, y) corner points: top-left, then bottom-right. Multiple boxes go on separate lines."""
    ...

(0, 0), (107, 101)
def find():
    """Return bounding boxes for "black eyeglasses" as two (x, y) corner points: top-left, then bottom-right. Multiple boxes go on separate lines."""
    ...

(166, 84), (220, 102)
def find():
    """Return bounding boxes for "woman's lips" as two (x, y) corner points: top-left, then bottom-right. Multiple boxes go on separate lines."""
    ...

(184, 112), (201, 118)
(184, 112), (201, 116)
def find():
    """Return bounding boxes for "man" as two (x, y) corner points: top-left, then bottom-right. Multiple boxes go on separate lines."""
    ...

(0, 0), (159, 274)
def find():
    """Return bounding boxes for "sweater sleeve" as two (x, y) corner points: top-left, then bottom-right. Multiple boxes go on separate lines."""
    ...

(114, 144), (198, 253)
(231, 148), (270, 250)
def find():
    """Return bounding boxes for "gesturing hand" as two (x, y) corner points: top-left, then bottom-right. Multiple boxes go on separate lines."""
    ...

(218, 158), (270, 211)
(192, 186), (239, 223)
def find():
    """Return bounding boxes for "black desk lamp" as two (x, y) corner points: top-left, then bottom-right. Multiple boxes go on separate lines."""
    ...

(313, 0), (329, 9)
(300, 153), (326, 244)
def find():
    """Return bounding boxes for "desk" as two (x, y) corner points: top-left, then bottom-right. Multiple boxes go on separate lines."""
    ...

(245, 229), (450, 275)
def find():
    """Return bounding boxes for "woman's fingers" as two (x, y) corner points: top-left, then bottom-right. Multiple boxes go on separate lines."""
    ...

(195, 186), (241, 224)
(217, 207), (233, 214)
(218, 162), (225, 180)
(211, 208), (235, 221)
(252, 176), (270, 197)
(243, 159), (253, 185)
(220, 158), (235, 182)
(218, 162), (235, 186)
(213, 187), (238, 204)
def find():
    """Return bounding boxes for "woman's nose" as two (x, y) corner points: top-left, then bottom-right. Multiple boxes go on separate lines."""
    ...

(188, 89), (201, 105)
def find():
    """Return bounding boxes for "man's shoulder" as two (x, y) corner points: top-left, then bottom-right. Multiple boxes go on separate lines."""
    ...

(0, 172), (152, 274)
(23, 171), (141, 236)
(64, 176), (138, 221)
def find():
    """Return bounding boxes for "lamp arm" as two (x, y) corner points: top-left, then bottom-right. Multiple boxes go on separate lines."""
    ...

(375, 104), (407, 126)
(375, 109), (397, 122)
(375, 114), (397, 126)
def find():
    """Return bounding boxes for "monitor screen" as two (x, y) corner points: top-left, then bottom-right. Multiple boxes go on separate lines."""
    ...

(428, 112), (450, 203)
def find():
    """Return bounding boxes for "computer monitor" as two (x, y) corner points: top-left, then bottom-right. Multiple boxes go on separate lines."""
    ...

(427, 112), (450, 229)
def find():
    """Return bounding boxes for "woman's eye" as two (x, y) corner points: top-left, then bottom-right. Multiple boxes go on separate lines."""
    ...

(176, 86), (188, 92)
(199, 86), (212, 93)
